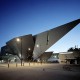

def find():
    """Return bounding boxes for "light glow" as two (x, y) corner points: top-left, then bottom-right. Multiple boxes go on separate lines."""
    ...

(16, 38), (20, 42)
(28, 48), (31, 51)
(36, 44), (39, 47)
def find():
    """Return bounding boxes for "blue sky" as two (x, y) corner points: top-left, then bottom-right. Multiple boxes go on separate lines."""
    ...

(0, 0), (80, 52)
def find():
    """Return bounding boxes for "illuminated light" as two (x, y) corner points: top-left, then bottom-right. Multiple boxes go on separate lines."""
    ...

(36, 44), (39, 47)
(14, 57), (16, 60)
(19, 54), (21, 58)
(28, 48), (31, 51)
(6, 53), (8, 55)
(54, 56), (57, 58)
(2, 60), (4, 63)
(37, 59), (40, 62)
(16, 38), (20, 42)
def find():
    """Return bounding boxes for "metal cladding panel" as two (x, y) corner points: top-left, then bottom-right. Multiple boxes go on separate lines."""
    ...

(6, 34), (34, 60)
(39, 52), (53, 61)
(33, 19), (80, 59)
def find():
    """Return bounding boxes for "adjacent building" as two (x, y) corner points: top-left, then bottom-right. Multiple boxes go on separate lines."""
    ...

(59, 46), (80, 64)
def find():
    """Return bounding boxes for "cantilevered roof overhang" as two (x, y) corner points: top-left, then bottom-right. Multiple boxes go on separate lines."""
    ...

(33, 19), (80, 60)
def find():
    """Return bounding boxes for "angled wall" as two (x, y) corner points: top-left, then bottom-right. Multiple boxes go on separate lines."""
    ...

(38, 52), (53, 62)
(33, 19), (80, 59)
(6, 34), (34, 61)
(1, 19), (80, 61)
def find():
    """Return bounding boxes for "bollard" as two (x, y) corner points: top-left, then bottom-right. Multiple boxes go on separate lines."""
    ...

(21, 60), (22, 66)
(8, 62), (9, 68)
(16, 63), (17, 67)
(29, 62), (30, 66)
(15, 59), (17, 67)
(41, 62), (42, 65)
(8, 59), (10, 68)
(23, 62), (24, 66)
(43, 68), (45, 71)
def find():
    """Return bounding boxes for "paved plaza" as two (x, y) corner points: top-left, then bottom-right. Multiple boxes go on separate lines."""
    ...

(0, 63), (80, 80)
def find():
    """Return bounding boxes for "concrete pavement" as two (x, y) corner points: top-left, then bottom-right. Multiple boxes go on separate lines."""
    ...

(0, 63), (80, 80)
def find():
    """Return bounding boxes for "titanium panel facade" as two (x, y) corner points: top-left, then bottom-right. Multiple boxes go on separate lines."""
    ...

(6, 34), (34, 61)
(39, 52), (53, 62)
(1, 19), (80, 61)
(33, 19), (80, 59)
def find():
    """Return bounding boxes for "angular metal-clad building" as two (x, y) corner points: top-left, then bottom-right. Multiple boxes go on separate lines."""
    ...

(6, 34), (34, 61)
(1, 19), (80, 61)
(33, 19), (80, 59)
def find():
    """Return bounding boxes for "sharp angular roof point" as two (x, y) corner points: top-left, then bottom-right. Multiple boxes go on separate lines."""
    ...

(1, 19), (80, 61)
(33, 19), (80, 59)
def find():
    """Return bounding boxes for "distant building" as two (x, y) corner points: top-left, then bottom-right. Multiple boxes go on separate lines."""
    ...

(59, 46), (80, 64)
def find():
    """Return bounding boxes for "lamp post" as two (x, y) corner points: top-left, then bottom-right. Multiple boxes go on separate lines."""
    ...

(16, 38), (23, 66)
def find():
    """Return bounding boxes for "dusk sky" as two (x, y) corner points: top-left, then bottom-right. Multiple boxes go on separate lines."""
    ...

(0, 0), (80, 52)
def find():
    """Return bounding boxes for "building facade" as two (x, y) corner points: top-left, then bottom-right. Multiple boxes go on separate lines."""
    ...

(59, 47), (80, 64)
(0, 19), (80, 62)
